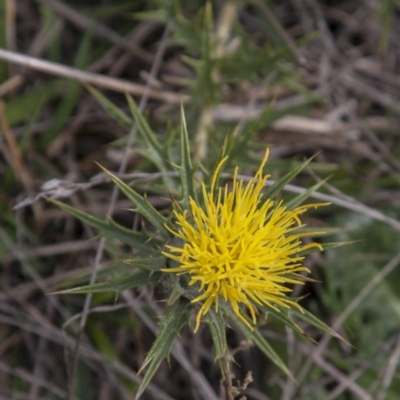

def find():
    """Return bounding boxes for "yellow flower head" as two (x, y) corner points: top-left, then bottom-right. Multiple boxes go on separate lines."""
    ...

(162, 149), (324, 332)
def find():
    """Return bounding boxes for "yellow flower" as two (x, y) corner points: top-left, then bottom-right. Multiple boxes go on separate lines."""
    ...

(162, 149), (325, 332)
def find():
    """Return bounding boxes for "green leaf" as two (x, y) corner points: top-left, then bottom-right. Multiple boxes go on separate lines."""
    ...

(166, 279), (185, 306)
(207, 134), (236, 197)
(293, 227), (345, 237)
(290, 308), (350, 345)
(206, 308), (228, 359)
(40, 80), (82, 146)
(51, 270), (161, 295)
(48, 198), (151, 253)
(123, 256), (167, 272)
(296, 241), (357, 257)
(178, 104), (195, 206)
(86, 85), (132, 129)
(97, 165), (170, 239)
(136, 298), (190, 399)
(264, 155), (317, 199)
(223, 305), (292, 378)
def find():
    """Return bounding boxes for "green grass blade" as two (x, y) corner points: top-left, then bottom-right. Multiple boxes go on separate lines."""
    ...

(87, 320), (120, 361)
(5, 81), (60, 125)
(40, 31), (94, 146)
(97, 165), (169, 239)
(135, 298), (190, 399)
(40, 80), (82, 147)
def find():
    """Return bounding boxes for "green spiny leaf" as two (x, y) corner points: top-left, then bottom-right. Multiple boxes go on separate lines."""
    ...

(206, 308), (228, 359)
(260, 305), (305, 336)
(264, 155), (317, 199)
(207, 133), (236, 196)
(178, 104), (195, 206)
(223, 305), (292, 378)
(97, 165), (169, 239)
(126, 94), (175, 188)
(136, 298), (190, 399)
(125, 94), (162, 151)
(166, 279), (185, 306)
(290, 308), (350, 345)
(51, 270), (161, 295)
(86, 85), (132, 129)
(296, 241), (357, 258)
(47, 198), (151, 253)
(293, 227), (345, 237)
(285, 177), (331, 210)
(123, 256), (166, 272)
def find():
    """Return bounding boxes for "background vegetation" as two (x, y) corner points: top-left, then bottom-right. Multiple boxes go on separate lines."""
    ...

(1, 0), (400, 399)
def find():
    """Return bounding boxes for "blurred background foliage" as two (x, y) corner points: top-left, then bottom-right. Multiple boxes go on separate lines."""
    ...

(1, 0), (400, 399)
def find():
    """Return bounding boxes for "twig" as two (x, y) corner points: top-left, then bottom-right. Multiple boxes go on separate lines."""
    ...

(0, 48), (189, 103)
(0, 74), (24, 96)
(219, 341), (254, 400)
(342, 72), (400, 115)
(0, 227), (69, 320)
(28, 301), (55, 400)
(220, 354), (235, 400)
(375, 333), (400, 400)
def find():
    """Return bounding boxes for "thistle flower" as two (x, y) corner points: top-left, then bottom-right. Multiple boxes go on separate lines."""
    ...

(162, 149), (325, 332)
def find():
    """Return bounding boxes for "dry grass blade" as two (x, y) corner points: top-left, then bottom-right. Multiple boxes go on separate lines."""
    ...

(0, 49), (189, 103)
